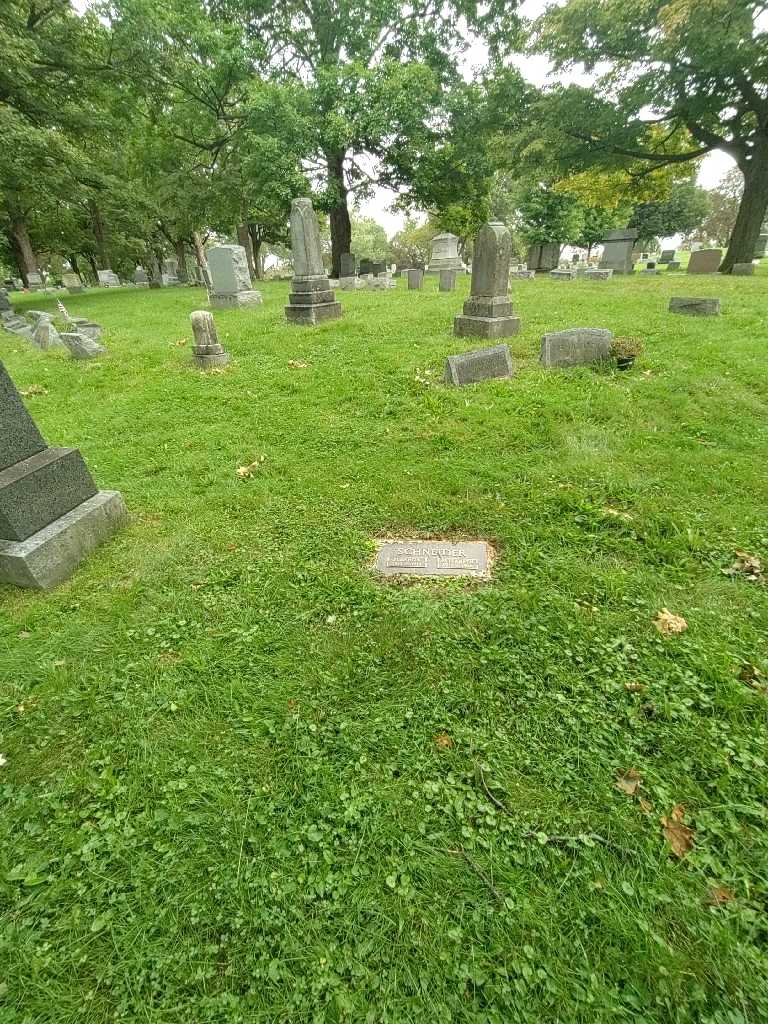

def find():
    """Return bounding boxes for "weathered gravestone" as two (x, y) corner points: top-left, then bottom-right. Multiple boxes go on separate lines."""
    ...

(599, 229), (638, 274)
(339, 276), (366, 291)
(32, 318), (63, 350)
(444, 343), (514, 386)
(550, 268), (577, 280)
(668, 297), (720, 316)
(0, 289), (11, 312)
(26, 273), (43, 291)
(133, 266), (150, 287)
(190, 310), (229, 369)
(755, 219), (768, 259)
(0, 360), (126, 589)
(97, 269), (121, 287)
(285, 199), (342, 326)
(583, 269), (613, 281)
(162, 257), (180, 286)
(339, 253), (356, 277)
(667, 261), (681, 271)
(427, 233), (464, 273)
(454, 222), (521, 339)
(62, 273), (84, 294)
(732, 262), (755, 276)
(407, 269), (424, 290)
(540, 328), (613, 369)
(208, 245), (263, 309)
(527, 242), (561, 272)
(509, 268), (535, 280)
(61, 332), (107, 359)
(687, 249), (721, 274)
(659, 249), (676, 264)
(642, 261), (659, 274)
(367, 273), (396, 290)
(439, 269), (457, 292)
(375, 539), (491, 579)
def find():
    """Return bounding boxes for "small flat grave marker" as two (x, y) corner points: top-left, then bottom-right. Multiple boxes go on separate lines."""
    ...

(375, 540), (490, 579)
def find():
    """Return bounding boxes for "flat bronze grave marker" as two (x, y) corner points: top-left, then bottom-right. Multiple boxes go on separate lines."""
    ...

(375, 540), (491, 579)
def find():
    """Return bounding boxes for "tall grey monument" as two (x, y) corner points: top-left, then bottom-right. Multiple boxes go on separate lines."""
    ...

(598, 228), (639, 274)
(453, 222), (521, 339)
(285, 199), (342, 325)
(0, 361), (126, 589)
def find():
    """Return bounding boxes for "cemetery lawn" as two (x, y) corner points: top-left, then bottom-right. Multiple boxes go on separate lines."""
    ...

(2, 270), (768, 1024)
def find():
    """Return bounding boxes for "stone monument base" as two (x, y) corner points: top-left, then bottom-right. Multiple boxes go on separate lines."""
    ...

(453, 314), (521, 339)
(0, 490), (126, 590)
(285, 275), (342, 325)
(453, 296), (521, 340)
(210, 290), (262, 309)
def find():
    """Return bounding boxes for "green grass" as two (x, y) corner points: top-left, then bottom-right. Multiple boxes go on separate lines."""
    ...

(1, 268), (767, 1023)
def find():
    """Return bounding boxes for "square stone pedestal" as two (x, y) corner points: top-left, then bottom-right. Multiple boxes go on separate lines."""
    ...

(0, 490), (127, 590)
(453, 295), (521, 340)
(285, 275), (342, 325)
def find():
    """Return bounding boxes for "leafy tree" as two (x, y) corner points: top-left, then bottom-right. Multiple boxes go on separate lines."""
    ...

(530, 0), (768, 272)
(516, 185), (584, 247)
(389, 218), (438, 267)
(350, 213), (391, 263)
(629, 180), (710, 246)
(211, 0), (521, 275)
(573, 205), (628, 256)
(696, 169), (743, 247)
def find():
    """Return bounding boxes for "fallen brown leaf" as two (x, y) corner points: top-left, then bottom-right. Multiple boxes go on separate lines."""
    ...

(20, 384), (48, 397)
(287, 359), (309, 369)
(624, 681), (646, 694)
(236, 455), (266, 480)
(434, 732), (453, 750)
(722, 550), (763, 582)
(615, 768), (642, 796)
(739, 662), (763, 686)
(661, 804), (694, 858)
(654, 608), (688, 635)
(706, 885), (735, 906)
(175, 338), (187, 347)
(639, 798), (653, 815)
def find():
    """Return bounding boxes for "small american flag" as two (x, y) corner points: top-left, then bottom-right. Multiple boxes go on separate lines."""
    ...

(56, 299), (69, 319)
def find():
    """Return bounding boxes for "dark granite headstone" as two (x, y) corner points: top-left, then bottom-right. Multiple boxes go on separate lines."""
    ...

(340, 253), (356, 277)
(659, 249), (676, 263)
(0, 359), (126, 589)
(444, 343), (514, 386)
(0, 362), (47, 472)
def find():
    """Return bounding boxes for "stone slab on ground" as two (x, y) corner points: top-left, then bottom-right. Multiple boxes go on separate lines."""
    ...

(669, 297), (721, 316)
(0, 490), (126, 590)
(61, 332), (107, 359)
(732, 263), (755, 276)
(550, 268), (577, 280)
(540, 328), (613, 369)
(375, 539), (491, 579)
(0, 447), (97, 542)
(583, 269), (613, 281)
(444, 343), (514, 386)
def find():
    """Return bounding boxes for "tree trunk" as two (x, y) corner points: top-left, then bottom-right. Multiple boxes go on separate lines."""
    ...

(248, 223), (264, 279)
(175, 239), (188, 282)
(88, 200), (110, 269)
(87, 253), (99, 280)
(69, 253), (82, 278)
(192, 231), (211, 289)
(326, 150), (351, 279)
(721, 143), (768, 273)
(237, 223), (255, 281)
(6, 203), (38, 285)
(587, 242), (593, 258)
